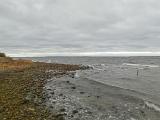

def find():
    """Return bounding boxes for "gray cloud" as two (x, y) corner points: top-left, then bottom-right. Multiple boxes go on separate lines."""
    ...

(0, 0), (160, 56)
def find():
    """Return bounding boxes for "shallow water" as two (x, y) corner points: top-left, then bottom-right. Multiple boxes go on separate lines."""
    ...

(26, 56), (160, 104)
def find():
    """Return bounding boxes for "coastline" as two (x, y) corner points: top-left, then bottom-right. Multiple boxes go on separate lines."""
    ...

(0, 57), (160, 120)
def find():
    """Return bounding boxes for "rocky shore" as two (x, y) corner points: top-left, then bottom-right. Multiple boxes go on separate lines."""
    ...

(0, 57), (81, 120)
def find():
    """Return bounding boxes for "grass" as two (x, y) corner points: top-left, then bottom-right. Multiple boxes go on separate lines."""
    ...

(0, 59), (33, 71)
(0, 57), (80, 120)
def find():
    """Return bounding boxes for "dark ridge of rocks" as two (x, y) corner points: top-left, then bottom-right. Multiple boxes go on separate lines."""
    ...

(79, 65), (93, 70)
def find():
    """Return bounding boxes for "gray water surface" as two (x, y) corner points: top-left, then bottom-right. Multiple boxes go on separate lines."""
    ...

(26, 56), (160, 103)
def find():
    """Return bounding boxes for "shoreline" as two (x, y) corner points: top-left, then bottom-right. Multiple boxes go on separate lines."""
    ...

(0, 57), (160, 120)
(44, 73), (160, 120)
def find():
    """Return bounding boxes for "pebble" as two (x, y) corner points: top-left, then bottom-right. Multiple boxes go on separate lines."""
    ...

(59, 108), (66, 112)
(71, 86), (76, 89)
(80, 92), (85, 94)
(72, 110), (78, 114)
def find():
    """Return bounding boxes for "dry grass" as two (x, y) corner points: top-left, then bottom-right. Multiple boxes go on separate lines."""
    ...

(0, 59), (33, 71)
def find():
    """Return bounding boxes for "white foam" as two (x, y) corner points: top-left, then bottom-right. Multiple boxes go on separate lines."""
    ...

(122, 63), (159, 68)
(145, 101), (160, 112)
(74, 71), (80, 78)
(47, 59), (52, 63)
(92, 64), (108, 71)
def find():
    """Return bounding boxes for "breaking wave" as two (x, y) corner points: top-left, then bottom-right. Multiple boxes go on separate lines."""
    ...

(145, 101), (160, 112)
(122, 63), (159, 68)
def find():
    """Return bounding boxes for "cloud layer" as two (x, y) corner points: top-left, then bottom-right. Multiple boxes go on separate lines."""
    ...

(1, 0), (160, 56)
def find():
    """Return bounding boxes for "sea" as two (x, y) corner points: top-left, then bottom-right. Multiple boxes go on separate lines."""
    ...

(24, 56), (160, 105)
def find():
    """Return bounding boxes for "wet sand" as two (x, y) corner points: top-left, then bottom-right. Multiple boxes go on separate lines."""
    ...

(44, 72), (160, 120)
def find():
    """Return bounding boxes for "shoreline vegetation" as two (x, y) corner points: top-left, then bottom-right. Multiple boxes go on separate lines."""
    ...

(0, 53), (81, 120)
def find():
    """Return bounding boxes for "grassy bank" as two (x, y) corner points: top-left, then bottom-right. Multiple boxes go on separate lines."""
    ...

(0, 57), (80, 120)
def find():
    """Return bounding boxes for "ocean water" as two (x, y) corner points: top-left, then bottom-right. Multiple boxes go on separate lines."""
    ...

(27, 56), (160, 104)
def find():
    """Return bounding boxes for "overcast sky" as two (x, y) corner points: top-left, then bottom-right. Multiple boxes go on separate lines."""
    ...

(1, 0), (160, 56)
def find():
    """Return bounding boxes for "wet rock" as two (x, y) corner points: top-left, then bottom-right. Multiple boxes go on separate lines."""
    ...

(59, 108), (66, 112)
(96, 96), (100, 98)
(72, 110), (78, 114)
(55, 114), (65, 120)
(71, 86), (76, 89)
(86, 111), (92, 114)
(79, 65), (93, 70)
(80, 91), (85, 94)
(140, 109), (146, 117)
(57, 116), (65, 120)
(59, 93), (63, 96)
(69, 72), (75, 78)
(41, 96), (46, 100)
(50, 91), (55, 95)
(66, 81), (70, 83)
(47, 88), (52, 91)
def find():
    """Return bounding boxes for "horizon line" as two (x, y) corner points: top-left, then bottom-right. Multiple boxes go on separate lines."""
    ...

(7, 51), (160, 57)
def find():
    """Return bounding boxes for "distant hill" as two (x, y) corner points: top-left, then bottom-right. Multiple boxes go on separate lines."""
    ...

(0, 53), (6, 57)
(0, 53), (13, 63)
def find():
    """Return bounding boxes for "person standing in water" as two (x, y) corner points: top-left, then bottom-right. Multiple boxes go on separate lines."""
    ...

(136, 68), (139, 77)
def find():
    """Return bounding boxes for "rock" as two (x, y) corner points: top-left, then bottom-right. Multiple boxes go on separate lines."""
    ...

(25, 92), (34, 101)
(55, 114), (64, 120)
(59, 93), (63, 96)
(66, 81), (70, 83)
(28, 107), (35, 111)
(0, 106), (4, 113)
(59, 108), (66, 112)
(96, 96), (100, 98)
(69, 72), (75, 78)
(72, 110), (78, 114)
(21, 99), (30, 104)
(79, 65), (93, 70)
(86, 111), (92, 114)
(50, 91), (54, 95)
(80, 92), (85, 94)
(57, 116), (64, 120)
(71, 86), (76, 89)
